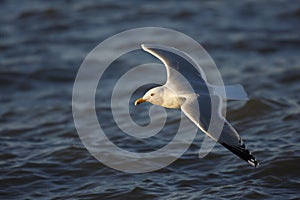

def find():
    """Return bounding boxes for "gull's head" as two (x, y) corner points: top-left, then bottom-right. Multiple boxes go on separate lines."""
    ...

(135, 86), (164, 106)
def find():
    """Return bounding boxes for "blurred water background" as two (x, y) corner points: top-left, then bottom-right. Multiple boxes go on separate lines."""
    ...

(1, 0), (300, 199)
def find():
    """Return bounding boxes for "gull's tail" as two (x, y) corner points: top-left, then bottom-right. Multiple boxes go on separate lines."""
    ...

(213, 84), (249, 101)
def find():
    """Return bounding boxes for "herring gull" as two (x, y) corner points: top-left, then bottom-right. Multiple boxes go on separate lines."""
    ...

(135, 44), (259, 167)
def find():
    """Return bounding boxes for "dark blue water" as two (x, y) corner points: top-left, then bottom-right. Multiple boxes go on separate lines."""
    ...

(1, 0), (300, 199)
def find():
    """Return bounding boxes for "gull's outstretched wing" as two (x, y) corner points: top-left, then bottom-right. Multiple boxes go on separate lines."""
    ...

(142, 44), (249, 101)
(142, 43), (258, 166)
(181, 94), (259, 167)
(141, 44), (209, 95)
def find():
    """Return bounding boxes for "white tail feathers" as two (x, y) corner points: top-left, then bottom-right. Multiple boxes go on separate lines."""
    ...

(213, 84), (249, 101)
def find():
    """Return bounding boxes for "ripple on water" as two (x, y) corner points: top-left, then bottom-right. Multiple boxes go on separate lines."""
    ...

(1, 0), (300, 199)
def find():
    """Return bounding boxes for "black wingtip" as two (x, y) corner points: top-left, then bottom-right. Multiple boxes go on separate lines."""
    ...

(221, 142), (259, 167)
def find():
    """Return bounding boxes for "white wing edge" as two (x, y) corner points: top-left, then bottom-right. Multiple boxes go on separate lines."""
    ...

(141, 44), (207, 81)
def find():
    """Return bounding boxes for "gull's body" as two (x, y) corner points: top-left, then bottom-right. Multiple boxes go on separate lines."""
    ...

(135, 44), (259, 167)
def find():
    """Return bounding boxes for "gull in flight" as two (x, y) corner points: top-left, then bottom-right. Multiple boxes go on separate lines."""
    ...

(135, 44), (259, 167)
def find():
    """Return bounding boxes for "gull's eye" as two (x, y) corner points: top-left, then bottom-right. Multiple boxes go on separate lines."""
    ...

(150, 93), (154, 96)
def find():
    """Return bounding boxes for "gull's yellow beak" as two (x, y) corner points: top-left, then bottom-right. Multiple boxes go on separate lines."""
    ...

(135, 98), (146, 106)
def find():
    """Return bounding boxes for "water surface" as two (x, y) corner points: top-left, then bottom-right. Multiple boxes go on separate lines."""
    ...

(1, 0), (300, 199)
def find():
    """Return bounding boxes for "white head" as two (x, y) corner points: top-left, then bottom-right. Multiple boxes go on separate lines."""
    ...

(135, 86), (181, 109)
(135, 86), (165, 106)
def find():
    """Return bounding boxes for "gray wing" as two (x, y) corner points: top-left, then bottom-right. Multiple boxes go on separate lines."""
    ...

(141, 44), (209, 95)
(142, 43), (258, 167)
(181, 94), (259, 167)
(142, 44), (249, 100)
